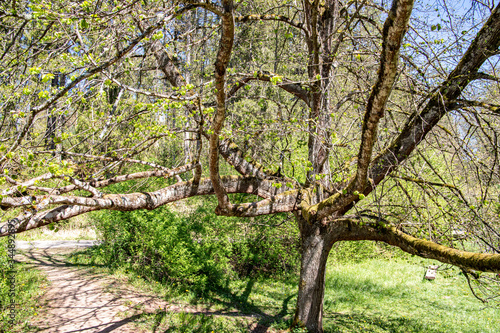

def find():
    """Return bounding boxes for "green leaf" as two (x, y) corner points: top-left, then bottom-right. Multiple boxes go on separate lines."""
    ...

(29, 67), (41, 75)
(80, 19), (89, 30)
(42, 73), (54, 83)
(152, 30), (164, 40)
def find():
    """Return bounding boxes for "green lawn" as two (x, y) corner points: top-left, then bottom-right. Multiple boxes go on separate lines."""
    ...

(322, 258), (499, 332)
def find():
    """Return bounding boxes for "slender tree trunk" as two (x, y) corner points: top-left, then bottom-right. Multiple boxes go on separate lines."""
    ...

(293, 214), (335, 333)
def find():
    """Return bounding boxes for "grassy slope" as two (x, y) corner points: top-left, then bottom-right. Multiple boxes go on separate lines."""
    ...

(0, 249), (48, 332)
(69, 245), (500, 332)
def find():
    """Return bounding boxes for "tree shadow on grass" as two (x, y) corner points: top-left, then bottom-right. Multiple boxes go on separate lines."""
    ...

(133, 278), (296, 332)
(324, 311), (449, 333)
(188, 278), (297, 332)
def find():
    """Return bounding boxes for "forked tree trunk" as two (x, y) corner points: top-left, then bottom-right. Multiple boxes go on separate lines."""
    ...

(293, 214), (335, 333)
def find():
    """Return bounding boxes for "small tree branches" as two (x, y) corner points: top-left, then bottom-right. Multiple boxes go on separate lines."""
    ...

(228, 71), (310, 106)
(235, 14), (306, 32)
(368, 2), (500, 193)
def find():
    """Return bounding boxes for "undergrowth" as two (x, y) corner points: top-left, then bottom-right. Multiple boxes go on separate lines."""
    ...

(74, 194), (300, 295)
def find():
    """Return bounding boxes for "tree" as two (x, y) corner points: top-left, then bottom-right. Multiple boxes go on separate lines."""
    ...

(1, 0), (500, 331)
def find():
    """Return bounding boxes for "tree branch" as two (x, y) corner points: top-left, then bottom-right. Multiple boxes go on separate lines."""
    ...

(228, 71), (310, 106)
(179, 0), (224, 16)
(209, 0), (235, 212)
(367, 2), (500, 194)
(354, 0), (414, 190)
(218, 138), (275, 179)
(304, 0), (415, 222)
(235, 14), (306, 32)
(0, 175), (293, 236)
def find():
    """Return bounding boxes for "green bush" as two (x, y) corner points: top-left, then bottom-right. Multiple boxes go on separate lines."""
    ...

(89, 196), (300, 291)
(91, 207), (233, 292)
(230, 222), (299, 277)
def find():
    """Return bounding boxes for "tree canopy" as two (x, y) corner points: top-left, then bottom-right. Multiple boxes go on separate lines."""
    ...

(1, 0), (500, 331)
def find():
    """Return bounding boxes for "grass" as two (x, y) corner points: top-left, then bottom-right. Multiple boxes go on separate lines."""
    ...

(67, 243), (500, 332)
(322, 257), (500, 332)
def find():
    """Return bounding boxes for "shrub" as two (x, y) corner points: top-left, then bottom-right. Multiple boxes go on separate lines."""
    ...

(89, 196), (300, 291)
(91, 206), (233, 292)
(230, 219), (300, 277)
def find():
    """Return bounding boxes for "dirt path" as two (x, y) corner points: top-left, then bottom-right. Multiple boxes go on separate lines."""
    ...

(17, 248), (165, 333)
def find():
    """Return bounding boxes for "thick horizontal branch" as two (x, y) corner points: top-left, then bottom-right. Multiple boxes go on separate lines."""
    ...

(333, 219), (500, 273)
(0, 205), (99, 237)
(0, 175), (296, 236)
(216, 189), (300, 217)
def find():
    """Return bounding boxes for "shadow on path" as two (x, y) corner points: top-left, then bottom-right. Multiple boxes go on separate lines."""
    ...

(18, 249), (156, 333)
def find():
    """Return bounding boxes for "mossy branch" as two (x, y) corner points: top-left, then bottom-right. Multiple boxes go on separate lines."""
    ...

(335, 219), (500, 273)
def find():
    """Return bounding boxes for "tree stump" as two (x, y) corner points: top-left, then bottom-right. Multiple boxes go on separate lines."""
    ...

(424, 265), (439, 280)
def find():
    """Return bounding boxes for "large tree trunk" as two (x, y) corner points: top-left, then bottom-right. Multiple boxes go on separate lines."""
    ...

(293, 214), (335, 333)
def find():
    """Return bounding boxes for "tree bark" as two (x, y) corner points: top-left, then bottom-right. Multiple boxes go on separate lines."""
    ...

(293, 214), (335, 333)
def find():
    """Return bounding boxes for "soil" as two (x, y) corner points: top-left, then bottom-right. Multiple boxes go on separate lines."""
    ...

(17, 248), (166, 333)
